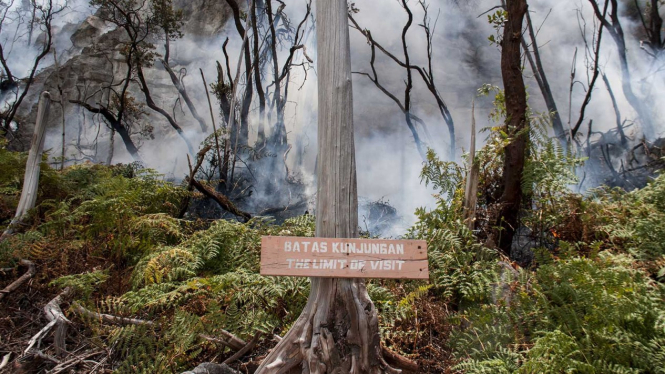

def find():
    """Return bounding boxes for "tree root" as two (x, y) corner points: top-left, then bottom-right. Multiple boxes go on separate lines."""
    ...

(223, 331), (262, 365)
(256, 278), (403, 374)
(0, 259), (36, 301)
(24, 287), (73, 357)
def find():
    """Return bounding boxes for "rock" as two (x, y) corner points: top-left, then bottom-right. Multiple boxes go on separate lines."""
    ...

(181, 362), (240, 374)
(175, 0), (234, 37)
(71, 16), (109, 48)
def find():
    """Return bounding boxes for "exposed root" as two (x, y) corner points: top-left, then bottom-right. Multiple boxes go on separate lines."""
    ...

(24, 287), (73, 357)
(256, 279), (402, 374)
(48, 350), (103, 374)
(73, 302), (155, 326)
(381, 347), (418, 373)
(0, 259), (36, 301)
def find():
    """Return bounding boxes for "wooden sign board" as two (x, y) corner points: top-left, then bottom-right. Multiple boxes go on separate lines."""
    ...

(260, 236), (429, 279)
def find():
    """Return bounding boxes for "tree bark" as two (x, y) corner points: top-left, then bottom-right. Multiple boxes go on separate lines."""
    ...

(496, 0), (528, 255)
(255, 1), (399, 372)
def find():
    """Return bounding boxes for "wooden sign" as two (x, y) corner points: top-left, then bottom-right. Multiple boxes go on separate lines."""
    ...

(260, 236), (429, 279)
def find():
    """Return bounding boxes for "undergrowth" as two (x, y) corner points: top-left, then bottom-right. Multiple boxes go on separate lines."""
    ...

(2, 115), (665, 373)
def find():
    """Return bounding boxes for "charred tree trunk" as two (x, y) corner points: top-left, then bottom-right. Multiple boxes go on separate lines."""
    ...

(496, 0), (528, 255)
(255, 0), (398, 372)
(252, 0), (267, 146)
(588, 0), (655, 137)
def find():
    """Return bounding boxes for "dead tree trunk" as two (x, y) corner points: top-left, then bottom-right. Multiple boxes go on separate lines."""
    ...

(463, 100), (479, 231)
(496, 0), (528, 255)
(255, 1), (399, 372)
(588, 0), (655, 137)
(521, 11), (567, 147)
(1, 92), (51, 239)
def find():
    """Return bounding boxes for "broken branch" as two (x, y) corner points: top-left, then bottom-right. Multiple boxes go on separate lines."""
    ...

(0, 259), (36, 301)
(188, 178), (252, 222)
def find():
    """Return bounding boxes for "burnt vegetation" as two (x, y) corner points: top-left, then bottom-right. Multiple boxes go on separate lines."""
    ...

(1, 0), (665, 373)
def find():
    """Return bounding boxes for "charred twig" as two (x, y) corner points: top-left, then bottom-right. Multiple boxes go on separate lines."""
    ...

(188, 178), (252, 222)
(258, 200), (307, 216)
(0, 259), (36, 301)
(73, 302), (155, 327)
(178, 145), (213, 218)
(601, 72), (628, 147)
(572, 1), (608, 139)
(223, 331), (261, 365)
(200, 333), (246, 352)
(48, 350), (103, 374)
(349, 7), (456, 159)
(200, 68), (226, 185)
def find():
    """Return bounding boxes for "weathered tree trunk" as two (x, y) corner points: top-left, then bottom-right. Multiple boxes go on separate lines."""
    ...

(463, 100), (479, 231)
(255, 1), (398, 372)
(496, 0), (528, 255)
(1, 92), (51, 239)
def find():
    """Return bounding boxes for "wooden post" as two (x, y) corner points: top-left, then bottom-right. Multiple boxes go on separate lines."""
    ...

(1, 92), (51, 240)
(255, 1), (402, 372)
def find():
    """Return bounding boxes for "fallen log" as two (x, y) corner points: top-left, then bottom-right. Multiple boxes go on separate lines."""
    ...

(0, 259), (36, 301)
(188, 177), (251, 222)
(47, 350), (103, 374)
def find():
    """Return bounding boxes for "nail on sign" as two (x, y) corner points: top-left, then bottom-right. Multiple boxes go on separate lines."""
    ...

(260, 236), (429, 279)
